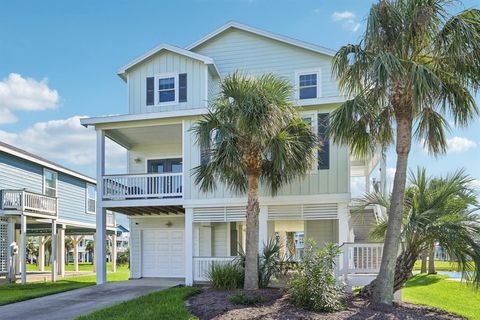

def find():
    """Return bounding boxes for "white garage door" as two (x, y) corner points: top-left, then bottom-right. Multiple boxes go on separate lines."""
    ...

(142, 229), (185, 277)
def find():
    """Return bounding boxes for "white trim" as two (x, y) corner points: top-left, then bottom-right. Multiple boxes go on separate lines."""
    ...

(183, 193), (350, 208)
(0, 144), (96, 184)
(43, 168), (58, 197)
(186, 21), (336, 57)
(295, 68), (322, 101)
(80, 108), (209, 127)
(153, 72), (179, 107)
(86, 183), (96, 215)
(117, 43), (219, 80)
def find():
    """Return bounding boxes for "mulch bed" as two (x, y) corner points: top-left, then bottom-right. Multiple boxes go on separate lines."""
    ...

(187, 288), (465, 320)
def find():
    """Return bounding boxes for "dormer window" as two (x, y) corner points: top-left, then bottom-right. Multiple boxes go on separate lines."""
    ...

(296, 70), (320, 100)
(146, 73), (187, 106)
(158, 77), (175, 103)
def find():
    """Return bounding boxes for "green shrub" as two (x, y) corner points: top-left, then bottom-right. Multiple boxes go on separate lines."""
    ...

(208, 262), (244, 290)
(229, 291), (265, 305)
(116, 248), (130, 267)
(289, 240), (345, 312)
(238, 237), (282, 288)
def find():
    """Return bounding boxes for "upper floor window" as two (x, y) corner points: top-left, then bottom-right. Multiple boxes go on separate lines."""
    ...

(158, 77), (175, 103)
(86, 184), (96, 214)
(297, 70), (320, 100)
(146, 73), (187, 106)
(301, 113), (329, 170)
(43, 169), (57, 197)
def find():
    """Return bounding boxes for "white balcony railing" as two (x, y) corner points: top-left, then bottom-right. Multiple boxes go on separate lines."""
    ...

(342, 242), (384, 274)
(102, 173), (183, 200)
(193, 256), (237, 281)
(1, 189), (57, 217)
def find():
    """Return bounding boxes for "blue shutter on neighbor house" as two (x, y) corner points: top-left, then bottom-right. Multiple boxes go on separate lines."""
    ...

(146, 77), (154, 106)
(179, 73), (187, 102)
(318, 113), (330, 170)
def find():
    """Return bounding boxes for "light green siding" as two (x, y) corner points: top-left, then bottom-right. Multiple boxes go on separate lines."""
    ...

(305, 219), (338, 247)
(126, 51), (208, 114)
(192, 28), (341, 99)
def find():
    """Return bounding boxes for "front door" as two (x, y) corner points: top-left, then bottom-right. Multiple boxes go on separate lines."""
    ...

(147, 158), (182, 196)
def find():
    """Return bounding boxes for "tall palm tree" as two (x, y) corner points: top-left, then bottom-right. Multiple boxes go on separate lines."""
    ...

(329, 0), (480, 305)
(356, 168), (480, 293)
(193, 72), (318, 290)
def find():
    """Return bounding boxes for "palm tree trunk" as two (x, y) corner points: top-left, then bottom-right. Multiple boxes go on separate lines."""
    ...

(421, 250), (427, 273)
(428, 244), (436, 274)
(371, 110), (412, 306)
(244, 173), (260, 290)
(360, 249), (419, 297)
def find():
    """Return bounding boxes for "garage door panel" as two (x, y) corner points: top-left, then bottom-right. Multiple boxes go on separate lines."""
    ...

(142, 229), (185, 277)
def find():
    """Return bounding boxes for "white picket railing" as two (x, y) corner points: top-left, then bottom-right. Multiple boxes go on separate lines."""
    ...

(193, 256), (237, 281)
(342, 242), (384, 274)
(102, 173), (183, 200)
(1, 189), (57, 217)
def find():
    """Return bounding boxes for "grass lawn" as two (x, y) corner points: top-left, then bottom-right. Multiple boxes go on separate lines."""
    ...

(76, 286), (201, 320)
(412, 260), (475, 272)
(403, 274), (480, 320)
(0, 264), (130, 306)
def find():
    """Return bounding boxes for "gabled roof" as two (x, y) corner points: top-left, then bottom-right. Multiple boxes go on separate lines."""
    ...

(117, 43), (220, 81)
(0, 140), (96, 184)
(186, 21), (336, 57)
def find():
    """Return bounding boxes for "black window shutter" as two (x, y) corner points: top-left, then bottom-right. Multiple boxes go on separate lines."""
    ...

(146, 77), (154, 106)
(179, 73), (187, 102)
(318, 113), (330, 170)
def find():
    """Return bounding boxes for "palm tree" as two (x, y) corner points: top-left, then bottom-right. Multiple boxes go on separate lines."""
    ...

(193, 72), (318, 290)
(356, 168), (480, 294)
(329, 0), (480, 305)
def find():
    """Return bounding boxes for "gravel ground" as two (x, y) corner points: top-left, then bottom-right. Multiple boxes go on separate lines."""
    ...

(187, 288), (465, 320)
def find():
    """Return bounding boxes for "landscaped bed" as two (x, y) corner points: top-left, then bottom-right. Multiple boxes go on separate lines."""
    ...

(187, 288), (464, 320)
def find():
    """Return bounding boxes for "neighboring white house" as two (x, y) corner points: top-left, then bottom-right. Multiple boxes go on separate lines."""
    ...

(81, 21), (386, 287)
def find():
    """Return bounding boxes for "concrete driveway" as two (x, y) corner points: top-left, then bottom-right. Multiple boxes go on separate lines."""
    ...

(0, 278), (184, 320)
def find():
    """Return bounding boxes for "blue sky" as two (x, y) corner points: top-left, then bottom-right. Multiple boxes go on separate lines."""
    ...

(1, 0), (480, 195)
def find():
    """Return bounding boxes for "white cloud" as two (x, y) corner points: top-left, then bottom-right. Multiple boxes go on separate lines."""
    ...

(332, 11), (355, 21)
(469, 179), (480, 191)
(0, 73), (59, 124)
(0, 116), (126, 173)
(446, 136), (477, 153)
(332, 11), (361, 32)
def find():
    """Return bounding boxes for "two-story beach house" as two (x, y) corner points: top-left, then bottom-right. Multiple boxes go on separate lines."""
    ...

(0, 141), (116, 284)
(81, 22), (386, 287)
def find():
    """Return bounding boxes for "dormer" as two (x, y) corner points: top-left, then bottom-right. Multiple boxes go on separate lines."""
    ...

(118, 44), (220, 115)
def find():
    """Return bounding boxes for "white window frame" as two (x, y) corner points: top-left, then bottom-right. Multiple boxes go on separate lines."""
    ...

(295, 69), (321, 101)
(86, 183), (96, 214)
(43, 168), (58, 197)
(154, 73), (179, 106)
(301, 112), (318, 173)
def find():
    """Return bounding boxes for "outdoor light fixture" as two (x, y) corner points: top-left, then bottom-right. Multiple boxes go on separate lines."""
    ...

(165, 221), (173, 228)
(133, 157), (141, 163)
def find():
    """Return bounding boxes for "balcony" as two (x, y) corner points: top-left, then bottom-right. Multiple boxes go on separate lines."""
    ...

(102, 173), (183, 200)
(1, 189), (57, 218)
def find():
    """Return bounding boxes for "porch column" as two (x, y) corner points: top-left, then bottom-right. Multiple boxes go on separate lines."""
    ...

(380, 154), (387, 197)
(337, 202), (350, 289)
(96, 129), (107, 284)
(365, 174), (371, 193)
(20, 214), (27, 285)
(93, 233), (96, 271)
(185, 208), (193, 286)
(57, 225), (65, 277)
(15, 229), (21, 274)
(51, 220), (57, 282)
(111, 233), (117, 272)
(258, 206), (268, 251)
(38, 236), (45, 272)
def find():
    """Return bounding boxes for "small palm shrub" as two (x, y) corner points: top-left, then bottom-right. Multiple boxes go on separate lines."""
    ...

(238, 237), (282, 288)
(116, 248), (130, 267)
(289, 240), (345, 312)
(208, 262), (244, 290)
